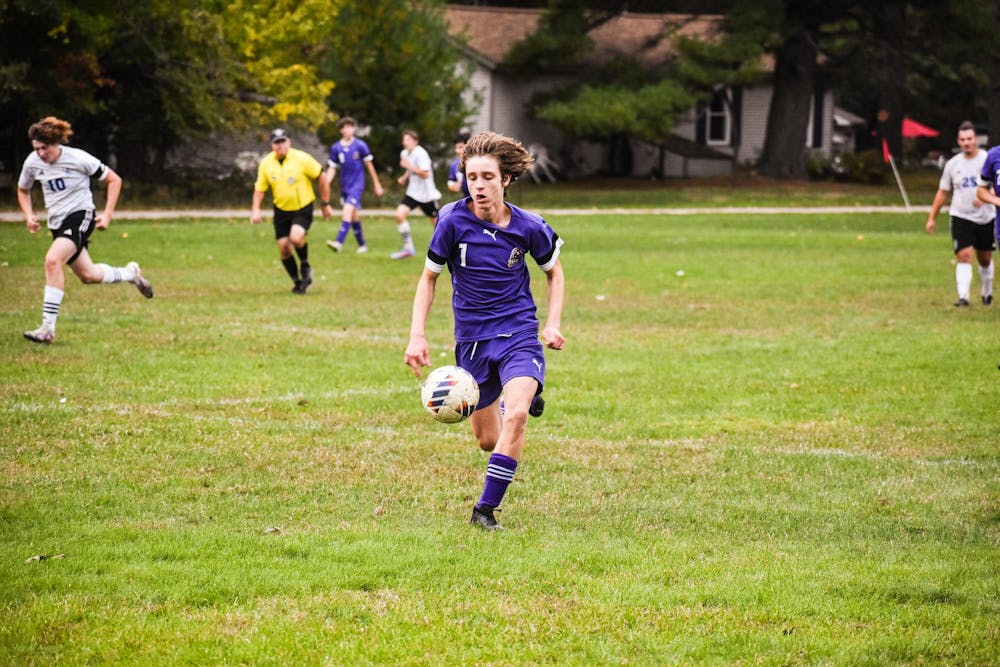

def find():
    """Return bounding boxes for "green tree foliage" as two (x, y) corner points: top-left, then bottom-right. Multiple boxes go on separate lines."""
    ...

(222, 0), (337, 130)
(319, 0), (476, 172)
(0, 0), (257, 179)
(514, 3), (747, 175)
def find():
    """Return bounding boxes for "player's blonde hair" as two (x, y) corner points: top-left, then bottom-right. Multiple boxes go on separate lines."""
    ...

(28, 116), (73, 145)
(460, 132), (534, 186)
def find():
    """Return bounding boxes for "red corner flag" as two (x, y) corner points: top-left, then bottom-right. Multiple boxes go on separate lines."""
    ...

(881, 138), (891, 164)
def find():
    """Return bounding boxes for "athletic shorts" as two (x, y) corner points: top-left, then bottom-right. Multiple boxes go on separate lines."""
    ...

(50, 209), (96, 265)
(400, 195), (439, 219)
(951, 216), (996, 253)
(455, 331), (545, 410)
(341, 190), (363, 209)
(273, 203), (314, 240)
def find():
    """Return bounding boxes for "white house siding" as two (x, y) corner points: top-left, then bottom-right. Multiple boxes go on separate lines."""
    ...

(738, 86), (772, 165)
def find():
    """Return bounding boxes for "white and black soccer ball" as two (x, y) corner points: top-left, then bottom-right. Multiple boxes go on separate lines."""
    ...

(421, 365), (479, 423)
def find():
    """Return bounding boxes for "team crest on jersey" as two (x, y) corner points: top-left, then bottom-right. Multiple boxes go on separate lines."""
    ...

(507, 247), (524, 268)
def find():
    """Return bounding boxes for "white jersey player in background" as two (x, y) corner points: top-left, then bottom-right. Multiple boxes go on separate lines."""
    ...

(392, 129), (442, 259)
(925, 121), (995, 306)
(17, 116), (153, 344)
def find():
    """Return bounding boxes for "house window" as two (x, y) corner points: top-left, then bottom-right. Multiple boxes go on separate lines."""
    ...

(704, 92), (730, 146)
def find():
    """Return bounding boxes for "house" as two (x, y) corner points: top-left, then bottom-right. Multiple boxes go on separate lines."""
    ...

(444, 5), (838, 179)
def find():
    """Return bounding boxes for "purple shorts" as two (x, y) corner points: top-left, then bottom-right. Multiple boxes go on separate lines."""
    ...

(455, 332), (545, 410)
(341, 190), (363, 209)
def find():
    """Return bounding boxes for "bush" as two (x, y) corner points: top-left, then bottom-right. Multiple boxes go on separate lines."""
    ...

(838, 150), (888, 185)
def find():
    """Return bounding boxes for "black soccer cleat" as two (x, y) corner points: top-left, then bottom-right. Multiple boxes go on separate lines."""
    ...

(292, 280), (306, 295)
(299, 263), (313, 292)
(470, 505), (503, 530)
(528, 395), (545, 418)
(983, 294), (993, 306)
(954, 298), (970, 307)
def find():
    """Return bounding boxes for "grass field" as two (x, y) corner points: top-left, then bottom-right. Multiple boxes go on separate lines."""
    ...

(1, 208), (998, 664)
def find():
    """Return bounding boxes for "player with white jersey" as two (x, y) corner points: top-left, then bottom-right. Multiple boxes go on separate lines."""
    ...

(405, 131), (565, 530)
(392, 129), (442, 259)
(324, 117), (383, 254)
(926, 121), (995, 306)
(17, 116), (153, 344)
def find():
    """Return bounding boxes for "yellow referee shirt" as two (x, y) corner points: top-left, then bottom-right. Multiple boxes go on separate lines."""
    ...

(254, 148), (323, 211)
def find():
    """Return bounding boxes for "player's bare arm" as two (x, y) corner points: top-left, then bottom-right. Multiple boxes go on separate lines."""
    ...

(926, 188), (948, 234)
(542, 259), (565, 350)
(365, 161), (383, 197)
(17, 187), (39, 233)
(977, 184), (1000, 207)
(95, 168), (122, 230)
(405, 269), (439, 377)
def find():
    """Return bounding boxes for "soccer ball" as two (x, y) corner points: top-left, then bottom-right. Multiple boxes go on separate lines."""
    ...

(421, 365), (479, 423)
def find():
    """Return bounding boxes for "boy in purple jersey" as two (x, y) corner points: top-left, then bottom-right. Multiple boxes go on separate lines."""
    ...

(976, 144), (1000, 249)
(324, 117), (384, 254)
(446, 133), (471, 199)
(405, 132), (566, 530)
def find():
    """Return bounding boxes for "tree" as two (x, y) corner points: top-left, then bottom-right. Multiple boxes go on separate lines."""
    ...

(754, 1), (823, 180)
(0, 0), (339, 181)
(318, 0), (476, 173)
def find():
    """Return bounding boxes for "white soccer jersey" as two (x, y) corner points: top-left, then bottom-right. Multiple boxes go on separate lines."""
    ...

(18, 145), (108, 229)
(401, 144), (441, 203)
(940, 150), (994, 224)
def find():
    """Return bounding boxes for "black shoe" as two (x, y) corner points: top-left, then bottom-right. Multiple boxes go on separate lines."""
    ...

(292, 280), (306, 295)
(529, 395), (545, 418)
(470, 505), (503, 530)
(300, 263), (313, 291)
(954, 298), (970, 307)
(983, 295), (993, 306)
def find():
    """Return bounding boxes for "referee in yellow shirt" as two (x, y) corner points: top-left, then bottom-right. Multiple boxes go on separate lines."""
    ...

(251, 129), (332, 294)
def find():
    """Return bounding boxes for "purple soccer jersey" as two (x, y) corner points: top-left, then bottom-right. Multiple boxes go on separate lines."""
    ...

(328, 138), (373, 199)
(978, 145), (1000, 238)
(448, 158), (471, 197)
(426, 200), (563, 342)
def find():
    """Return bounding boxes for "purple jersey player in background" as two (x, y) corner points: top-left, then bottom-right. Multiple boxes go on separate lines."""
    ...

(324, 117), (383, 254)
(405, 131), (566, 531)
(977, 145), (1000, 245)
(446, 133), (471, 199)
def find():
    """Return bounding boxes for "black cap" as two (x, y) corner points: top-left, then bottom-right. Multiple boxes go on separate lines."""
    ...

(270, 128), (289, 142)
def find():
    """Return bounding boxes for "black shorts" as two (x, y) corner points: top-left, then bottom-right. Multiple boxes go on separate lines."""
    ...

(951, 216), (996, 253)
(273, 204), (314, 240)
(400, 195), (439, 219)
(50, 210), (96, 264)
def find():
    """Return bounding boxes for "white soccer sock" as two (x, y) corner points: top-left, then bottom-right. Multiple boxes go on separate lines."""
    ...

(397, 221), (413, 247)
(42, 285), (64, 330)
(97, 263), (135, 284)
(979, 261), (994, 297)
(956, 262), (972, 300)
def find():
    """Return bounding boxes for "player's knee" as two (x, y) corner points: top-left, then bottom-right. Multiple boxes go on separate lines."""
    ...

(501, 407), (529, 433)
(44, 254), (64, 272)
(477, 437), (496, 452)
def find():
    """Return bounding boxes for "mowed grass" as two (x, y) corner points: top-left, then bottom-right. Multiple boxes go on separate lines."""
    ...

(0, 210), (998, 665)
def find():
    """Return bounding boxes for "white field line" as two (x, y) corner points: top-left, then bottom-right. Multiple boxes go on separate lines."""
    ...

(0, 205), (932, 222)
(3, 384), (416, 415)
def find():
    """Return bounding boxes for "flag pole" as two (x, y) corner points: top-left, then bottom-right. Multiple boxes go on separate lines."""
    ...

(883, 139), (912, 213)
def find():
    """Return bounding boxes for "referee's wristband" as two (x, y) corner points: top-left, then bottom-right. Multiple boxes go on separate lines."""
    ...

(321, 200), (331, 206)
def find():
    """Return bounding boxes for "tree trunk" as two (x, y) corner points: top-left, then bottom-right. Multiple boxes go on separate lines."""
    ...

(871, 2), (906, 160)
(757, 27), (817, 180)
